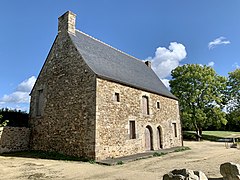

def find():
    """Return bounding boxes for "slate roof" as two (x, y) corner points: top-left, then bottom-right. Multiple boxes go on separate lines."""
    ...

(69, 30), (177, 100)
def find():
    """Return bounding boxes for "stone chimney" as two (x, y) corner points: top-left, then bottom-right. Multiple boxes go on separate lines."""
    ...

(58, 11), (76, 35)
(145, 61), (151, 68)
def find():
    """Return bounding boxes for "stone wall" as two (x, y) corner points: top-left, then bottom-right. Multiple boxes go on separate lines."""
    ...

(29, 29), (96, 159)
(0, 127), (30, 153)
(29, 12), (182, 161)
(95, 78), (182, 160)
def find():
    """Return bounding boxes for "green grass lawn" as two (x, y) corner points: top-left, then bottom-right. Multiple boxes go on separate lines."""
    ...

(202, 131), (240, 137)
(184, 131), (240, 141)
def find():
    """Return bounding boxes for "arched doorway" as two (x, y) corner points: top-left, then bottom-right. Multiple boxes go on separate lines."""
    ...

(145, 125), (153, 151)
(157, 126), (163, 149)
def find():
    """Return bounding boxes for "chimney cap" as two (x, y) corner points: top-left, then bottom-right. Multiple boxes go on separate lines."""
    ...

(59, 11), (76, 18)
(145, 61), (151, 68)
(58, 11), (76, 35)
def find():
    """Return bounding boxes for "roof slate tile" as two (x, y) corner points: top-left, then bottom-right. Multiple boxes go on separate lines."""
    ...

(69, 30), (177, 100)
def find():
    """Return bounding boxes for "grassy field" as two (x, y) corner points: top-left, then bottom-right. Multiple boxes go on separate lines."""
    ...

(203, 131), (240, 137)
(184, 131), (240, 141)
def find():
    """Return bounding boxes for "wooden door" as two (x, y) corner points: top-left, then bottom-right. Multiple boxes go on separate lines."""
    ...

(145, 126), (153, 151)
(157, 126), (163, 149)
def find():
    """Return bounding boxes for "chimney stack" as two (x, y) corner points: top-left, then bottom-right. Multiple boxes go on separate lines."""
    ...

(145, 61), (151, 68)
(58, 11), (76, 35)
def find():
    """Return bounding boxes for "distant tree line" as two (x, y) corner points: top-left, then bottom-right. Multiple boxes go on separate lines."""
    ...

(0, 108), (29, 127)
(170, 65), (240, 137)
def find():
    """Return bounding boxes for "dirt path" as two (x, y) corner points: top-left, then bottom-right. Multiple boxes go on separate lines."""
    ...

(0, 141), (239, 179)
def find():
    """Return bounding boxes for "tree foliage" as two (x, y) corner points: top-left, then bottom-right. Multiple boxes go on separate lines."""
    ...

(0, 114), (9, 127)
(226, 68), (240, 130)
(169, 64), (227, 137)
(227, 68), (240, 111)
(0, 108), (28, 127)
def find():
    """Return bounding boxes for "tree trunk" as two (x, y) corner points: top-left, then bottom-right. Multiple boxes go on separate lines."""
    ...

(199, 128), (202, 136)
(195, 128), (201, 141)
(194, 120), (201, 141)
(192, 106), (201, 141)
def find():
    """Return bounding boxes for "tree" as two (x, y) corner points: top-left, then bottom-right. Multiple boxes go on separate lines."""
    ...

(226, 68), (240, 130)
(0, 108), (28, 127)
(0, 114), (9, 127)
(227, 68), (240, 111)
(226, 110), (240, 131)
(170, 64), (227, 140)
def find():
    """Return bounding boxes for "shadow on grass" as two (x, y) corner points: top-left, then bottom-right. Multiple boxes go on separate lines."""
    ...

(0, 150), (95, 163)
(201, 134), (224, 141)
(183, 131), (230, 142)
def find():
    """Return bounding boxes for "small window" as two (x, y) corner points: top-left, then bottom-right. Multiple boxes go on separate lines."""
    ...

(142, 96), (149, 115)
(157, 101), (160, 109)
(173, 123), (177, 137)
(129, 121), (136, 139)
(36, 89), (43, 116)
(114, 92), (120, 102)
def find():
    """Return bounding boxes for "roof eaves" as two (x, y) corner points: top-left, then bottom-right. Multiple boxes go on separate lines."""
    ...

(96, 74), (178, 100)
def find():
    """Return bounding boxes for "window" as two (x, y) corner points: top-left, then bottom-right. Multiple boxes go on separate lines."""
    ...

(129, 121), (136, 139)
(157, 101), (160, 109)
(36, 89), (43, 116)
(114, 92), (120, 102)
(142, 96), (149, 115)
(173, 123), (177, 137)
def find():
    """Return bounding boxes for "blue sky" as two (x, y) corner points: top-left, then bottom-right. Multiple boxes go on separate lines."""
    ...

(0, 0), (239, 111)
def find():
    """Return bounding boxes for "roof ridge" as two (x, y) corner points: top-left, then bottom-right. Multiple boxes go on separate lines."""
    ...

(71, 29), (177, 100)
(75, 29), (143, 63)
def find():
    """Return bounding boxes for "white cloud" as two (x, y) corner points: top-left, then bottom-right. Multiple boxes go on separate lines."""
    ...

(0, 104), (29, 112)
(233, 62), (240, 69)
(207, 61), (215, 67)
(146, 42), (187, 79)
(1, 92), (30, 103)
(199, 61), (215, 67)
(14, 105), (29, 112)
(16, 76), (36, 92)
(208, 37), (230, 49)
(161, 79), (170, 90)
(0, 76), (36, 104)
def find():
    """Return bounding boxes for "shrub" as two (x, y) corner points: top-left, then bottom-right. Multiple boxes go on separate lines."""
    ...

(153, 152), (167, 157)
(116, 161), (124, 165)
(174, 147), (191, 152)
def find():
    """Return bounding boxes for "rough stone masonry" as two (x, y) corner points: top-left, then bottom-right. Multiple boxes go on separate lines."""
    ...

(0, 127), (30, 153)
(29, 11), (182, 160)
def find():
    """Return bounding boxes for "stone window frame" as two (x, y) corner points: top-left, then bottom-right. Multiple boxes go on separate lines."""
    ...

(113, 90), (121, 104)
(36, 89), (44, 117)
(141, 95), (150, 115)
(172, 122), (177, 137)
(129, 120), (136, 139)
(156, 101), (160, 109)
(114, 92), (120, 102)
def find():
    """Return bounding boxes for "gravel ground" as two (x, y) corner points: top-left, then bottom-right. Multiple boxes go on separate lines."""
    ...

(0, 141), (239, 180)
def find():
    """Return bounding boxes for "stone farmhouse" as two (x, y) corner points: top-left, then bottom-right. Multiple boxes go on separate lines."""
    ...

(29, 11), (182, 160)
